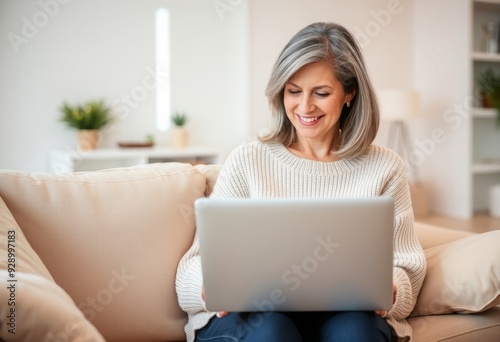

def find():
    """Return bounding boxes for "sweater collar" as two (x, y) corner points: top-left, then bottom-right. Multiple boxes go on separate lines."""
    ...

(266, 143), (370, 175)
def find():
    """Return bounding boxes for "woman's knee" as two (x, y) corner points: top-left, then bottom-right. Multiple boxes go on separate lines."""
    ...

(240, 312), (302, 342)
(197, 312), (301, 342)
(321, 311), (391, 342)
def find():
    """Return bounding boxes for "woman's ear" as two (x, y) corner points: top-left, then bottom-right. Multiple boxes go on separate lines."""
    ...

(346, 90), (356, 103)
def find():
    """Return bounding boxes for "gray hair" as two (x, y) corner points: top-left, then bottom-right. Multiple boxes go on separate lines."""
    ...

(260, 22), (379, 159)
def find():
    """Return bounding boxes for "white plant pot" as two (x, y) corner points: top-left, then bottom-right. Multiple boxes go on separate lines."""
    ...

(77, 129), (101, 151)
(170, 127), (189, 148)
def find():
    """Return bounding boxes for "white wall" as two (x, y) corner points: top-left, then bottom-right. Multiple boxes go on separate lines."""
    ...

(0, 0), (415, 172)
(413, 0), (474, 218)
(0, 0), (248, 171)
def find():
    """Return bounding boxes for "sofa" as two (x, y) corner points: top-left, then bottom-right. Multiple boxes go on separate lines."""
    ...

(0, 162), (499, 341)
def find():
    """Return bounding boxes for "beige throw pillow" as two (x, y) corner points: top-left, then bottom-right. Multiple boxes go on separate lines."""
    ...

(413, 230), (500, 316)
(0, 196), (104, 340)
(0, 196), (53, 280)
(0, 271), (105, 341)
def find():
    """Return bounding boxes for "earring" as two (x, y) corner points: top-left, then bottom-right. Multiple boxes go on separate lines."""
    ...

(346, 101), (350, 107)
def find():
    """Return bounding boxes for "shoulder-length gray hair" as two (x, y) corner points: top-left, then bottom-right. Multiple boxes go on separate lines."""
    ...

(260, 22), (379, 159)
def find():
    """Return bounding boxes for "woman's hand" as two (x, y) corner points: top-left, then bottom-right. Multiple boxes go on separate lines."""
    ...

(202, 284), (229, 318)
(375, 283), (397, 318)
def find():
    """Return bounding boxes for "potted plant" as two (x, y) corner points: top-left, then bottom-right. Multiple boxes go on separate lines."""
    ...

(170, 112), (189, 148)
(59, 99), (113, 150)
(477, 68), (500, 127)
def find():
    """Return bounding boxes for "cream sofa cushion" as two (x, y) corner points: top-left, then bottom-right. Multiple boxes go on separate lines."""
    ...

(0, 163), (206, 341)
(409, 305), (500, 341)
(0, 271), (105, 341)
(413, 230), (500, 316)
(195, 164), (221, 196)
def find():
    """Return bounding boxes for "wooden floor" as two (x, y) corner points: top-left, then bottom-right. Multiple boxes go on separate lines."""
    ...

(415, 211), (500, 234)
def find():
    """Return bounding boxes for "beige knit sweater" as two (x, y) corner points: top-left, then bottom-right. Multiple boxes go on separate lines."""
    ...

(176, 141), (426, 342)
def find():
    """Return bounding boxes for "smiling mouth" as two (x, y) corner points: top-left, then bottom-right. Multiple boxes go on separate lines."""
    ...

(297, 114), (324, 124)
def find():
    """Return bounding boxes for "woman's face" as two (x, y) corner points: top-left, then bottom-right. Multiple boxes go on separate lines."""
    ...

(284, 62), (354, 146)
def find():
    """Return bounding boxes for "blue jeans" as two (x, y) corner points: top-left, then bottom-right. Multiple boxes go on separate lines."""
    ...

(196, 311), (392, 342)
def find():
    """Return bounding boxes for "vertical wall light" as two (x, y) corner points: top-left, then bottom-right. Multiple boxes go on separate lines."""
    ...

(155, 7), (171, 131)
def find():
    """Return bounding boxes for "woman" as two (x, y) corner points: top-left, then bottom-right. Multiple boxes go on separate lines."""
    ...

(176, 22), (426, 342)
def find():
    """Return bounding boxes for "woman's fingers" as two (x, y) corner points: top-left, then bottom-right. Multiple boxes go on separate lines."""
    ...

(216, 311), (229, 318)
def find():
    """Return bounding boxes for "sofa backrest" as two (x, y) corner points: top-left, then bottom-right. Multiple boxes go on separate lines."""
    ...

(0, 162), (212, 341)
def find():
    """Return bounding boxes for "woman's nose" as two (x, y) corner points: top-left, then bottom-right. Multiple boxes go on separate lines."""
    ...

(298, 94), (314, 113)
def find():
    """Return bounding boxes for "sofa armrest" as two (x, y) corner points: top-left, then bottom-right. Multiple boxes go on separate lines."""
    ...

(414, 221), (474, 250)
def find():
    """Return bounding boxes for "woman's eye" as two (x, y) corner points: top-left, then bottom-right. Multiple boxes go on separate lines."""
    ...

(287, 89), (301, 95)
(316, 92), (330, 98)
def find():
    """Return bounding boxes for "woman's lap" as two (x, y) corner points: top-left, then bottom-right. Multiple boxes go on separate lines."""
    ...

(196, 311), (391, 342)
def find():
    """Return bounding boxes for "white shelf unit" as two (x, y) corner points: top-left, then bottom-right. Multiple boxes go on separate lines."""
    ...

(471, 107), (500, 175)
(49, 147), (220, 173)
(414, 0), (500, 218)
(472, 51), (500, 62)
(471, 0), (500, 212)
(472, 107), (497, 118)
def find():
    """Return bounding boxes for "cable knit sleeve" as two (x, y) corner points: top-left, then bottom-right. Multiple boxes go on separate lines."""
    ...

(380, 154), (427, 339)
(174, 145), (250, 341)
(176, 146), (250, 311)
(175, 232), (204, 310)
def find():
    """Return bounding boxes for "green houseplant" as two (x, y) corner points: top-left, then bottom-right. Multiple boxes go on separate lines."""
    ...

(171, 112), (187, 127)
(59, 99), (112, 130)
(477, 68), (500, 127)
(170, 112), (189, 148)
(59, 99), (113, 150)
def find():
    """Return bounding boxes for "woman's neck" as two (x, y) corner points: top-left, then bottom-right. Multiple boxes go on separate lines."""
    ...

(288, 134), (341, 162)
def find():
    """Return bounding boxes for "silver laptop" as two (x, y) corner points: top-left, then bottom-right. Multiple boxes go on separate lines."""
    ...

(195, 197), (394, 312)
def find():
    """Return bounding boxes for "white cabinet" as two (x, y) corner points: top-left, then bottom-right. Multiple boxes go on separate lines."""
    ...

(49, 147), (219, 173)
(414, 0), (500, 218)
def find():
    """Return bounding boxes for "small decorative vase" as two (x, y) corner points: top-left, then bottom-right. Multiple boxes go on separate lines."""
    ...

(483, 22), (499, 53)
(77, 129), (101, 151)
(170, 127), (189, 148)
